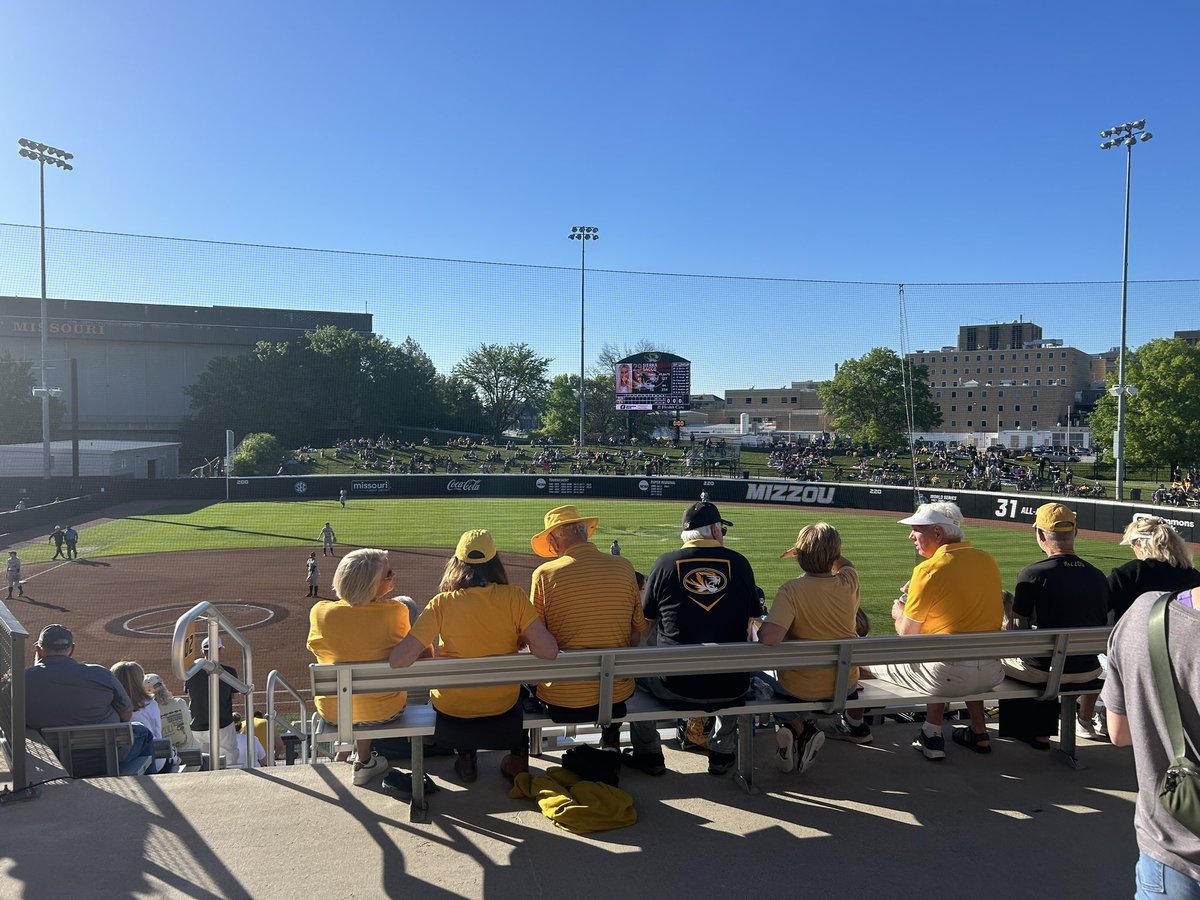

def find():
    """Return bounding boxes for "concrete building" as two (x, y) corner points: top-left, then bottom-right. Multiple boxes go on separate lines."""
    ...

(721, 381), (829, 434)
(0, 297), (372, 442)
(907, 321), (1099, 435)
(1176, 328), (1200, 346)
(0, 440), (181, 478)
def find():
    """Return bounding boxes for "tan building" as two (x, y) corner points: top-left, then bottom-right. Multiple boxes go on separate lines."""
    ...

(908, 322), (1098, 432)
(721, 381), (830, 433)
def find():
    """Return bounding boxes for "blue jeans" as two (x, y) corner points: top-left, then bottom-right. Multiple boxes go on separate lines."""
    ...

(753, 671), (862, 726)
(1136, 852), (1200, 899)
(628, 677), (740, 757)
(118, 723), (157, 775)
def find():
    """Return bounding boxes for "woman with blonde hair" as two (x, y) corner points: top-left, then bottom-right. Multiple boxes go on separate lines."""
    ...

(111, 660), (175, 773)
(308, 547), (412, 787)
(1108, 516), (1200, 621)
(390, 530), (558, 784)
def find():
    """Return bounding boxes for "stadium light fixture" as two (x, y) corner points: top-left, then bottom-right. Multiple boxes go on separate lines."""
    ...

(1098, 119), (1151, 501)
(567, 226), (599, 450)
(17, 138), (75, 479)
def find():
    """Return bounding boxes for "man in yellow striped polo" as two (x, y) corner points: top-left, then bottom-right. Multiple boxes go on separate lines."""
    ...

(530, 505), (645, 749)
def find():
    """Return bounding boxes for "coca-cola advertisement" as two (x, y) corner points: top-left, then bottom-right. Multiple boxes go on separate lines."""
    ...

(445, 478), (482, 492)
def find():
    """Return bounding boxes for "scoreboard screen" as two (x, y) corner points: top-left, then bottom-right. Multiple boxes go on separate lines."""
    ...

(614, 353), (691, 411)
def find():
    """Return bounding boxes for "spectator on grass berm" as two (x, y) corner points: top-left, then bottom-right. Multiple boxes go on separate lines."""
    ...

(64, 525), (79, 559)
(144, 673), (199, 752)
(320, 522), (337, 557)
(867, 502), (1004, 761)
(1108, 516), (1200, 623)
(529, 506), (644, 750)
(306, 552), (320, 598)
(25, 624), (155, 774)
(1102, 587), (1200, 895)
(389, 530), (558, 785)
(49, 525), (67, 560)
(6, 550), (23, 599)
(308, 548), (413, 787)
(1000, 503), (1109, 749)
(187, 635), (241, 768)
(111, 660), (178, 773)
(757, 523), (871, 776)
(626, 501), (761, 778)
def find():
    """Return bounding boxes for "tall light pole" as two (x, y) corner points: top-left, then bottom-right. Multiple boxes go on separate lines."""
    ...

(1099, 120), (1151, 500)
(568, 226), (598, 450)
(18, 138), (74, 480)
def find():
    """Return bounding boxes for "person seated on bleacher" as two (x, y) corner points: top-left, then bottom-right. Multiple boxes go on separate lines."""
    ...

(308, 548), (413, 787)
(1108, 516), (1200, 623)
(758, 524), (871, 776)
(1000, 503), (1109, 748)
(232, 714), (268, 768)
(868, 503), (1004, 761)
(187, 635), (241, 768)
(144, 673), (199, 753)
(388, 530), (558, 785)
(111, 660), (178, 773)
(528, 506), (644, 749)
(25, 624), (155, 774)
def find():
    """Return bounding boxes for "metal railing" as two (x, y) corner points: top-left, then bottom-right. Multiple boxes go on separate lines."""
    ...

(264, 670), (309, 766)
(0, 600), (30, 798)
(170, 601), (255, 770)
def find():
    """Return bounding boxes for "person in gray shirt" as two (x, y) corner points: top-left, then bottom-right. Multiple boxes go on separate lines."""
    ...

(1102, 588), (1200, 895)
(25, 623), (155, 770)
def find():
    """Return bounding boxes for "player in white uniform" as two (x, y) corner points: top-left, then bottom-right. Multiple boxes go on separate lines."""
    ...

(6, 551), (23, 599)
(320, 522), (337, 556)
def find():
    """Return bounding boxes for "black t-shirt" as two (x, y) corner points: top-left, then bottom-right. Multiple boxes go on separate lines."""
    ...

(642, 541), (759, 702)
(1013, 555), (1108, 673)
(186, 663), (238, 729)
(1107, 558), (1200, 622)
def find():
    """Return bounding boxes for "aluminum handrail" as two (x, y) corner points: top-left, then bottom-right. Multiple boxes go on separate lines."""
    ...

(170, 601), (255, 771)
(264, 670), (310, 766)
(0, 600), (30, 798)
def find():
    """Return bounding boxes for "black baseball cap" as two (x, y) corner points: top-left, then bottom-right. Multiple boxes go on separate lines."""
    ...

(682, 501), (732, 530)
(38, 624), (74, 650)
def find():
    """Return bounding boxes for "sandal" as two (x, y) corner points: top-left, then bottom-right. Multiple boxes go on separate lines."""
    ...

(951, 727), (992, 754)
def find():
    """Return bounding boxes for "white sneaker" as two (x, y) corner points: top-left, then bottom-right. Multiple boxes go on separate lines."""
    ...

(797, 726), (826, 774)
(775, 727), (797, 773)
(352, 751), (391, 786)
(1076, 715), (1102, 741)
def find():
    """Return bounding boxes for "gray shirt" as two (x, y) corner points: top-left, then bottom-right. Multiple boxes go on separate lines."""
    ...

(25, 655), (132, 731)
(1102, 589), (1200, 880)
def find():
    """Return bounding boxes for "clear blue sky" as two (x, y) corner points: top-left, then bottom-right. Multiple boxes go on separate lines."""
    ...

(4, 2), (1198, 393)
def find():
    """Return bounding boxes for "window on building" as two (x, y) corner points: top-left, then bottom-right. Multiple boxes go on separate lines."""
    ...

(791, 396), (797, 403)
(951, 391), (957, 398)
(967, 405), (973, 412)
(761, 397), (768, 404)
(1032, 420), (1038, 427)
(967, 391), (973, 397)
(1032, 404), (1038, 411)
(967, 421), (973, 427)
(981, 404), (987, 411)
(998, 405), (1004, 411)
(1015, 404), (1021, 411)
(951, 405), (957, 412)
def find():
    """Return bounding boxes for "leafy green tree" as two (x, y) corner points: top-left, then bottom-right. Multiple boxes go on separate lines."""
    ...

(230, 432), (286, 476)
(0, 352), (60, 442)
(1088, 338), (1200, 467)
(819, 347), (940, 449)
(451, 343), (550, 438)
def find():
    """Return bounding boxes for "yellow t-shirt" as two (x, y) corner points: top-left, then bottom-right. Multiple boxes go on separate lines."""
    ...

(408, 583), (538, 718)
(765, 567), (861, 699)
(905, 542), (1003, 635)
(307, 598), (410, 723)
(531, 543), (645, 708)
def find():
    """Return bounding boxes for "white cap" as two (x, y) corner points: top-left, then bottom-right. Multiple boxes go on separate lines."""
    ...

(898, 505), (962, 527)
(144, 672), (164, 688)
(201, 636), (224, 652)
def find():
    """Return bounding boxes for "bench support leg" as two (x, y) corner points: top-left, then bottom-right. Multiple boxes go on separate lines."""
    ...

(1053, 695), (1085, 771)
(733, 715), (760, 796)
(409, 738), (428, 823)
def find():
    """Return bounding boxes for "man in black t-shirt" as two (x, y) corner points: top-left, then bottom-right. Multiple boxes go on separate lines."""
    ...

(1002, 502), (1109, 744)
(186, 636), (241, 765)
(625, 501), (760, 777)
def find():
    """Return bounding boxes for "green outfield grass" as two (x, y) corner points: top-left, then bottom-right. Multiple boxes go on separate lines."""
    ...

(38, 497), (1133, 623)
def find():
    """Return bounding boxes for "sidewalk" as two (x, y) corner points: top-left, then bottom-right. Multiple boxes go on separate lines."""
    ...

(1, 724), (1139, 899)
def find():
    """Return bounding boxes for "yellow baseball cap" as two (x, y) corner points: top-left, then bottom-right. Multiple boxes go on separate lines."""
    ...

(1034, 502), (1077, 533)
(455, 529), (497, 563)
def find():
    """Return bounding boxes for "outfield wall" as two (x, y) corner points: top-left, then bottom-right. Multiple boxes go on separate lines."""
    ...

(1, 475), (1195, 542)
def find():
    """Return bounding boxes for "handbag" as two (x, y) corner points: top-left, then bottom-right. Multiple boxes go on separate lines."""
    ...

(1148, 591), (1200, 837)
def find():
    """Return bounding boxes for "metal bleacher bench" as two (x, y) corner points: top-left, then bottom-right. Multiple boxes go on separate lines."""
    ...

(309, 626), (1111, 823)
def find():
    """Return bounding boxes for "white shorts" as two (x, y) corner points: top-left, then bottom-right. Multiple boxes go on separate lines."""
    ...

(873, 658), (1004, 697)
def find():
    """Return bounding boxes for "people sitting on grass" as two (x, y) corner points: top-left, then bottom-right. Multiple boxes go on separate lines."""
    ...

(1107, 516), (1200, 622)
(757, 523), (870, 775)
(307, 548), (413, 787)
(389, 530), (558, 786)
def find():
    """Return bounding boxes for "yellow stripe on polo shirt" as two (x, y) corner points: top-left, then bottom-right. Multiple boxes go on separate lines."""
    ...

(531, 543), (645, 708)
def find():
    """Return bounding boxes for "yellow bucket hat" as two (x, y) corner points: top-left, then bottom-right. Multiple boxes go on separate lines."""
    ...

(531, 505), (599, 558)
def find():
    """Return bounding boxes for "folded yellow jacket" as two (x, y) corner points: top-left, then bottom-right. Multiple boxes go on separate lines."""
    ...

(508, 766), (637, 834)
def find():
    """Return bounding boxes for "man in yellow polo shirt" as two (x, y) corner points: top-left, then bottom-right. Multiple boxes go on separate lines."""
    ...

(871, 502), (1004, 760)
(530, 506), (645, 749)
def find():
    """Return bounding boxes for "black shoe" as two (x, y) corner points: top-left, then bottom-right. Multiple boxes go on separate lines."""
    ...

(382, 770), (440, 803)
(621, 749), (666, 776)
(707, 750), (736, 776)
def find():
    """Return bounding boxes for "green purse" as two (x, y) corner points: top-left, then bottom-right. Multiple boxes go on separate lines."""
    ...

(1148, 591), (1200, 837)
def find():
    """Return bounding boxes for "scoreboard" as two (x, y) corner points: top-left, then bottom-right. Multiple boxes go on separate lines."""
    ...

(614, 352), (691, 411)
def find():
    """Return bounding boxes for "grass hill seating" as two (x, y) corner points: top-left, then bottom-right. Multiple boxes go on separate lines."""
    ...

(306, 626), (1111, 823)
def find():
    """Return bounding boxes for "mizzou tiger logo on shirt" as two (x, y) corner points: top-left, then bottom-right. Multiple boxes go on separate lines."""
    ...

(677, 558), (731, 611)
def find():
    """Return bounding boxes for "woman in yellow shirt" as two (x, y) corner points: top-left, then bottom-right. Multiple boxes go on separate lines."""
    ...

(308, 548), (411, 787)
(390, 530), (558, 784)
